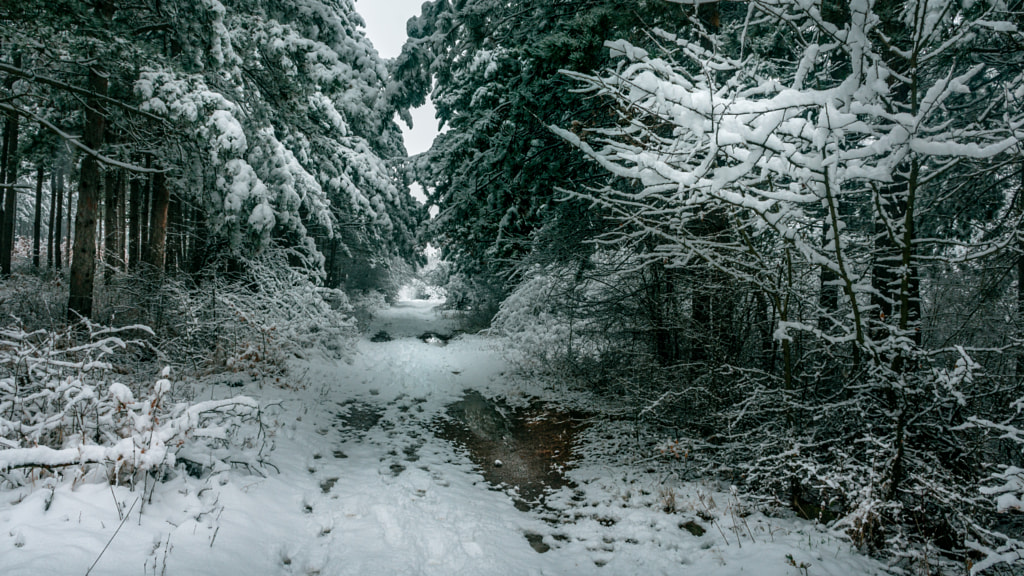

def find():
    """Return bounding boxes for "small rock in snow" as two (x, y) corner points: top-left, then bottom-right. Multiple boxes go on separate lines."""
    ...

(494, 459), (503, 468)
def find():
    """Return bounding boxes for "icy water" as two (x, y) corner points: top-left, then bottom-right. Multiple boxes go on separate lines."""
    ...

(434, 390), (587, 509)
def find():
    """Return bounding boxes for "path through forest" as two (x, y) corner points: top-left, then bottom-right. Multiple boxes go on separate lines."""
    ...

(0, 298), (883, 575)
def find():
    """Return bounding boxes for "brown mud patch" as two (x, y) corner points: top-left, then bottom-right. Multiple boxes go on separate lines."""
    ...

(434, 390), (588, 508)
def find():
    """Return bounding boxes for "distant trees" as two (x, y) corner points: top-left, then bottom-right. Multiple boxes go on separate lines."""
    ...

(393, 0), (688, 320)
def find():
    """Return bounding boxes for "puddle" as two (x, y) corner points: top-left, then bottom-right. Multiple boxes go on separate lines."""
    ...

(334, 401), (384, 435)
(419, 331), (452, 346)
(434, 390), (587, 507)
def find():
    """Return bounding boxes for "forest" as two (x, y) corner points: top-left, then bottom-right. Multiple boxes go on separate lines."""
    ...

(1, 0), (1024, 574)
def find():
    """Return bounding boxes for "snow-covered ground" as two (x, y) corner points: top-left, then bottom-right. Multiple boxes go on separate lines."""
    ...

(0, 297), (886, 575)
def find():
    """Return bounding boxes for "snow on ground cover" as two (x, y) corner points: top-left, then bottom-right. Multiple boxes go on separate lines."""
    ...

(0, 297), (886, 575)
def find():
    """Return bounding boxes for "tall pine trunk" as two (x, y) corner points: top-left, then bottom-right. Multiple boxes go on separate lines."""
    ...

(0, 52), (18, 275)
(140, 154), (152, 268)
(0, 102), (18, 274)
(47, 166), (55, 267)
(167, 188), (181, 272)
(128, 170), (142, 270)
(1018, 163), (1024, 380)
(53, 162), (64, 269)
(146, 169), (169, 273)
(103, 167), (121, 279)
(64, 176), (72, 269)
(32, 164), (42, 268)
(67, 67), (108, 321)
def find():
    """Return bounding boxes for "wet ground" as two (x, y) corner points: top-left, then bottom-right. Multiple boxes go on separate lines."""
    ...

(433, 390), (588, 509)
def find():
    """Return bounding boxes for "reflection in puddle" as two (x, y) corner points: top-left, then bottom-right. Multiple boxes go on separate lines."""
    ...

(435, 390), (587, 508)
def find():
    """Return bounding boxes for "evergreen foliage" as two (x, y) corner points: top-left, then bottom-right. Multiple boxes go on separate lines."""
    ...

(0, 0), (422, 296)
(393, 0), (688, 311)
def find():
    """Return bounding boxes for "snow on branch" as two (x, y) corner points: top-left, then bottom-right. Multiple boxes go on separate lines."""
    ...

(0, 323), (265, 485)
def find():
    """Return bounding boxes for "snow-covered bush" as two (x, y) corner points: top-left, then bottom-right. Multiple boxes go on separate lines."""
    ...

(442, 273), (505, 332)
(95, 249), (358, 374)
(493, 250), (709, 389)
(493, 270), (575, 366)
(203, 252), (357, 365)
(491, 264), (627, 374)
(0, 270), (67, 331)
(397, 278), (446, 302)
(0, 321), (262, 488)
(348, 289), (389, 332)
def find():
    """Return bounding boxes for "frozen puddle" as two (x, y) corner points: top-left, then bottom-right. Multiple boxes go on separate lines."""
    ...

(435, 390), (586, 509)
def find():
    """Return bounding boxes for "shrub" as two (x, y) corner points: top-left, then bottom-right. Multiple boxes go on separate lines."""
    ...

(0, 320), (263, 488)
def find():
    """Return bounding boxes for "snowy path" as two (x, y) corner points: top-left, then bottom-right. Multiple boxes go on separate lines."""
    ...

(272, 301), (563, 575)
(0, 299), (885, 575)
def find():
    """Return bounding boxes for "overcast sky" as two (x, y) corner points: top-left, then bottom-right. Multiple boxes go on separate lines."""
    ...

(356, 0), (440, 157)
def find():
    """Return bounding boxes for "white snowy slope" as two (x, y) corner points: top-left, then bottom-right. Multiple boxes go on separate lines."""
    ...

(0, 297), (886, 576)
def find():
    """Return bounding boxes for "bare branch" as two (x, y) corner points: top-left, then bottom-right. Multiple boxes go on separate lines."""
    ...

(0, 62), (167, 124)
(0, 102), (167, 173)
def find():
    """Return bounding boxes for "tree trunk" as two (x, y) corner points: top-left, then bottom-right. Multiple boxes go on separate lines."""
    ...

(167, 188), (181, 272)
(53, 162), (64, 269)
(0, 123), (7, 261)
(647, 262), (681, 367)
(32, 164), (42, 268)
(0, 104), (18, 275)
(67, 67), (108, 321)
(64, 171), (71, 268)
(103, 167), (121, 278)
(47, 165), (55, 267)
(818, 218), (839, 332)
(188, 205), (209, 273)
(0, 118), (18, 275)
(140, 154), (152, 267)
(117, 169), (125, 268)
(0, 52), (18, 275)
(689, 209), (733, 365)
(128, 169), (142, 270)
(1018, 163), (1024, 380)
(146, 169), (169, 273)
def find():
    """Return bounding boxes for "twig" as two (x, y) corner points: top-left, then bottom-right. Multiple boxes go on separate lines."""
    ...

(85, 497), (139, 576)
(712, 517), (730, 546)
(109, 482), (123, 521)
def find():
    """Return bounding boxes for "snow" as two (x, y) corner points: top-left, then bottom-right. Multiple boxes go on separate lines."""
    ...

(0, 296), (884, 576)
